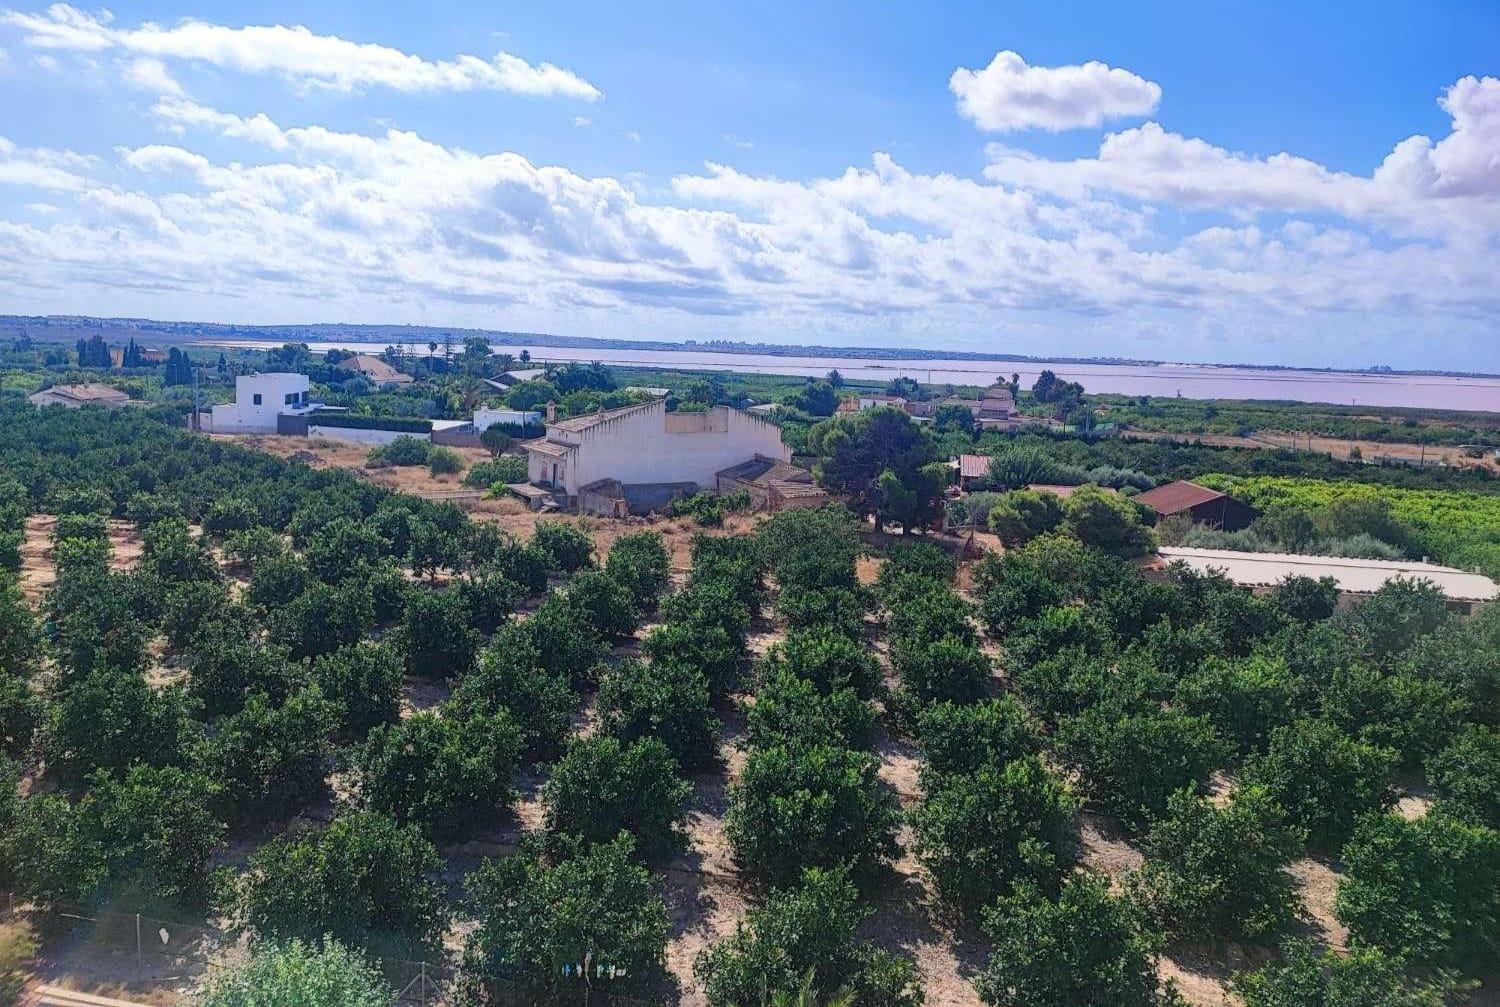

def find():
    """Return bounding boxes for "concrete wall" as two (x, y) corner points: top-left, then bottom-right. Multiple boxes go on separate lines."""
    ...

(306, 425), (428, 446)
(473, 408), (542, 432)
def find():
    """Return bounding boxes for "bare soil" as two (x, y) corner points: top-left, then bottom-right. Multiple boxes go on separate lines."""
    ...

(19, 514), (142, 603)
(1122, 427), (1499, 473)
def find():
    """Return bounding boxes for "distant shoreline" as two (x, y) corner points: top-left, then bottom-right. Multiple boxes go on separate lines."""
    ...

(3, 313), (1496, 382)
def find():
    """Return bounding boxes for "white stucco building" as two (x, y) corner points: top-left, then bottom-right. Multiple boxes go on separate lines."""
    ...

(520, 399), (790, 511)
(473, 407), (543, 433)
(204, 373), (316, 433)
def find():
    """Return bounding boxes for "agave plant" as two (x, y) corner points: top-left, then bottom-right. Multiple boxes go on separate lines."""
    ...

(768, 969), (853, 1007)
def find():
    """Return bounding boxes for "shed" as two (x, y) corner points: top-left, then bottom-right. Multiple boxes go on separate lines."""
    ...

(1136, 480), (1258, 531)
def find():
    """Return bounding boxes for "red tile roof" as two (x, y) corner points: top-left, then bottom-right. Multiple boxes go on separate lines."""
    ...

(1135, 480), (1225, 515)
(957, 454), (989, 480)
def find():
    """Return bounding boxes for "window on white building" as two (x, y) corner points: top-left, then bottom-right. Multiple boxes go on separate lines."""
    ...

(252, 393), (262, 405)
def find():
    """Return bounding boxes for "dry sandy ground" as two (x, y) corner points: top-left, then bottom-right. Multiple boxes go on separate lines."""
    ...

(1122, 427), (1499, 473)
(19, 513), (143, 603)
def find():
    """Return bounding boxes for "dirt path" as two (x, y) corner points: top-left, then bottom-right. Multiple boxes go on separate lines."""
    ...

(19, 514), (143, 603)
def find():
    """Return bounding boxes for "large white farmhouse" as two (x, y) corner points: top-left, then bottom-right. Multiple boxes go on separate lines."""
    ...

(204, 373), (317, 433)
(520, 399), (790, 513)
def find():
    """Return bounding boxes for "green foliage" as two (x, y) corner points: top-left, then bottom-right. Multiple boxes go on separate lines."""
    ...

(915, 697), (1042, 780)
(877, 541), (955, 595)
(727, 742), (900, 886)
(221, 526), (286, 568)
(669, 489), (750, 526)
(597, 658), (720, 771)
(911, 756), (1079, 918)
(186, 633), (300, 719)
(760, 627), (880, 699)
(604, 531), (671, 605)
(453, 643), (578, 760)
(304, 517), (389, 583)
(366, 435), (432, 467)
(1426, 725), (1500, 826)
(195, 687), (336, 824)
(987, 489), (1065, 548)
(977, 873), (1180, 1007)
(426, 446), (465, 475)
(1055, 702), (1230, 827)
(311, 642), (404, 739)
(497, 594), (605, 686)
(247, 553), (312, 610)
(531, 520), (595, 572)
(202, 496), (260, 538)
(971, 551), (1070, 637)
(142, 516), (221, 586)
(239, 811), (445, 954)
(453, 567), (521, 634)
(399, 588), (478, 678)
(543, 735), (691, 861)
(746, 669), (875, 751)
(1134, 786), (1305, 942)
(807, 407), (938, 520)
(1173, 654), (1308, 755)
(270, 579), (374, 660)
(696, 865), (922, 1007)
(463, 454), (527, 489)
(74, 764), (225, 910)
(1232, 940), (1462, 1007)
(352, 710), (521, 839)
(891, 636), (992, 709)
(0, 676), (40, 758)
(1335, 810), (1500, 970)
(1319, 664), (1467, 768)
(1060, 484), (1154, 557)
(463, 833), (669, 990)
(43, 666), (197, 790)
(774, 585), (869, 639)
(198, 937), (396, 1007)
(1240, 719), (1397, 851)
(1270, 574), (1341, 623)
(566, 568), (642, 640)
(478, 426), (515, 458)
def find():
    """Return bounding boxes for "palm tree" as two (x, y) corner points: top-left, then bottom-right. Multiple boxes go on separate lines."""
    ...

(768, 970), (852, 1007)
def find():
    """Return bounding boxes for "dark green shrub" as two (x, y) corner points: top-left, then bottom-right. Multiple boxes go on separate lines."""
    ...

(1055, 702), (1230, 827)
(1134, 786), (1305, 942)
(759, 627), (881, 699)
(453, 644), (578, 760)
(1426, 724), (1500, 826)
(543, 735), (690, 861)
(596, 659), (720, 771)
(911, 756), (1079, 918)
(916, 697), (1042, 780)
(726, 743), (899, 886)
(352, 710), (522, 839)
(746, 670), (875, 751)
(311, 642), (404, 739)
(532, 520), (595, 572)
(195, 686), (336, 824)
(604, 531), (671, 605)
(399, 588), (479, 678)
(696, 864), (921, 1007)
(1335, 810), (1500, 970)
(1240, 719), (1397, 851)
(463, 833), (669, 991)
(1232, 940), (1462, 1007)
(239, 811), (445, 954)
(977, 874), (1177, 1007)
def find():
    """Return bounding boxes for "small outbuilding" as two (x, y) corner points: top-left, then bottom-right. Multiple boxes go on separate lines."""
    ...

(716, 455), (830, 511)
(1135, 480), (1259, 531)
(28, 383), (134, 409)
(336, 354), (413, 385)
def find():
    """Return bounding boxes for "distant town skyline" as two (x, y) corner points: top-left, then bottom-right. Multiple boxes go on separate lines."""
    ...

(1, 1), (1498, 371)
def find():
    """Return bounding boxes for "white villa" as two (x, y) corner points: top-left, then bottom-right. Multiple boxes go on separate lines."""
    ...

(202, 373), (318, 433)
(520, 399), (790, 513)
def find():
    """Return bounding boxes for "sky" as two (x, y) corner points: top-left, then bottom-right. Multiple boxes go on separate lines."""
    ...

(1, 2), (1498, 371)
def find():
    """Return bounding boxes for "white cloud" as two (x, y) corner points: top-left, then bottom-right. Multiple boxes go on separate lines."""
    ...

(0, 71), (1498, 367)
(572, 116), (592, 128)
(983, 76), (1500, 236)
(120, 56), (181, 95)
(0, 43), (10, 68)
(623, 130), (642, 143)
(723, 134), (754, 149)
(950, 50), (1161, 132)
(3, 4), (602, 99)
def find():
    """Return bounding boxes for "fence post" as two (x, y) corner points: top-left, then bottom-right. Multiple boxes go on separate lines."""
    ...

(420, 962), (427, 1006)
(135, 913), (143, 982)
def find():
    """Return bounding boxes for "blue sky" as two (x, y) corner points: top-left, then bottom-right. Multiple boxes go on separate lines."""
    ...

(1, 1), (1498, 370)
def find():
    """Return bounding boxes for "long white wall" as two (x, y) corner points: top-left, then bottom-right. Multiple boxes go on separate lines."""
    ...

(307, 425), (429, 445)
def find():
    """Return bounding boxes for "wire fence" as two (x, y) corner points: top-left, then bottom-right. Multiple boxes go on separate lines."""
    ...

(2, 894), (660, 1006)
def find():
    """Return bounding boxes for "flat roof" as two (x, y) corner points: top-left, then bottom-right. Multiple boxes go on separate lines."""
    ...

(1157, 546), (1499, 602)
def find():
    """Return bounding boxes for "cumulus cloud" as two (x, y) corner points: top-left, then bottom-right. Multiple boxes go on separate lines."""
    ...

(1, 63), (1498, 366)
(3, 4), (602, 98)
(984, 76), (1500, 237)
(950, 50), (1160, 132)
(120, 56), (181, 95)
